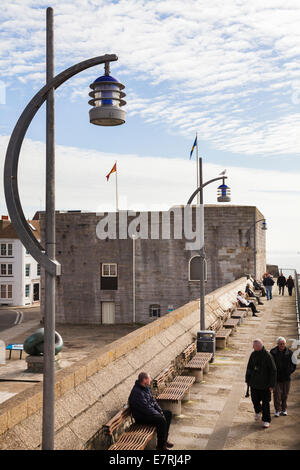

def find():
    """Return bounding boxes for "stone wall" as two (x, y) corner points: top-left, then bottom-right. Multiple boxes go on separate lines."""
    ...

(0, 277), (246, 450)
(39, 206), (265, 325)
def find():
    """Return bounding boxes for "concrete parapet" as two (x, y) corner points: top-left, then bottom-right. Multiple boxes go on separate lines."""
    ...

(0, 277), (246, 450)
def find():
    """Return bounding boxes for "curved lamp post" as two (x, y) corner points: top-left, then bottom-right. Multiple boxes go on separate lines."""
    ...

(3, 7), (126, 450)
(187, 157), (231, 334)
(246, 218), (267, 279)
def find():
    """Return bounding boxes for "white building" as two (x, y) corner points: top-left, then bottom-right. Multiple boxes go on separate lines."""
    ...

(0, 216), (40, 306)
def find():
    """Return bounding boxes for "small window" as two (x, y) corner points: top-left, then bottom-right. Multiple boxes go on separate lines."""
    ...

(25, 264), (31, 277)
(1, 284), (13, 299)
(1, 284), (6, 298)
(8, 244), (12, 256)
(1, 244), (13, 257)
(37, 263), (41, 276)
(149, 304), (160, 318)
(0, 264), (12, 276)
(102, 263), (117, 277)
(25, 285), (30, 298)
(1, 244), (6, 256)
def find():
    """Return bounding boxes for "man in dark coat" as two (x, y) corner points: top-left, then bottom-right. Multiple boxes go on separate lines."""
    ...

(286, 276), (295, 296)
(128, 372), (173, 451)
(270, 337), (296, 417)
(277, 273), (287, 296)
(246, 339), (277, 428)
(263, 274), (275, 300)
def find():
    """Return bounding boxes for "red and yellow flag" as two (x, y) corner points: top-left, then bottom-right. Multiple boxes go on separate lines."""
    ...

(106, 162), (117, 181)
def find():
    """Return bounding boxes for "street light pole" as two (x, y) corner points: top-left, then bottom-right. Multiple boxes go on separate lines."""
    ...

(187, 161), (231, 332)
(43, 6), (56, 450)
(246, 218), (267, 279)
(199, 157), (205, 330)
(4, 7), (125, 449)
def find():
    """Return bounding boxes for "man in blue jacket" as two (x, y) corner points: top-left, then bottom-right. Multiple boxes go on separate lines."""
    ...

(128, 372), (173, 451)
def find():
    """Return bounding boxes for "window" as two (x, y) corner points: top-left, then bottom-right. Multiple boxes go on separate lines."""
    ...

(149, 304), (161, 318)
(189, 256), (207, 282)
(102, 263), (117, 277)
(1, 243), (13, 257)
(100, 263), (118, 290)
(0, 264), (13, 276)
(1, 284), (12, 299)
(25, 264), (31, 277)
(37, 263), (41, 276)
(25, 285), (30, 298)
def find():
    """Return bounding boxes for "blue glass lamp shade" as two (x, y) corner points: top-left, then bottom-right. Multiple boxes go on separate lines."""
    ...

(89, 73), (126, 126)
(217, 184), (231, 202)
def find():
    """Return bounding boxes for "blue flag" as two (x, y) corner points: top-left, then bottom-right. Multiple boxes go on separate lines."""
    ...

(190, 136), (197, 159)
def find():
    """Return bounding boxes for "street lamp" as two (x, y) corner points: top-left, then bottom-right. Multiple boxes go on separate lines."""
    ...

(3, 7), (126, 450)
(246, 218), (267, 279)
(187, 157), (231, 358)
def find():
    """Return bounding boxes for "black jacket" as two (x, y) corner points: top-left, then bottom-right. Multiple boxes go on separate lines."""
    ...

(286, 278), (295, 289)
(128, 380), (163, 421)
(277, 276), (286, 287)
(246, 347), (277, 390)
(263, 276), (275, 286)
(270, 346), (296, 382)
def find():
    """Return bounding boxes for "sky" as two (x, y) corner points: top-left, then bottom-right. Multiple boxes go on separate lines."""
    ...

(1, 0), (300, 272)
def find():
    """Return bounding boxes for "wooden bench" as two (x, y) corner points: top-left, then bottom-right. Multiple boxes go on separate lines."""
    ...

(184, 352), (213, 382)
(181, 342), (196, 362)
(154, 364), (195, 415)
(215, 328), (232, 349)
(105, 406), (156, 450)
(223, 318), (240, 330)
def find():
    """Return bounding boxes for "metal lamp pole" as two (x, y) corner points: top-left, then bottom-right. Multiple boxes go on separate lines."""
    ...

(187, 157), (230, 330)
(3, 7), (125, 450)
(246, 218), (267, 279)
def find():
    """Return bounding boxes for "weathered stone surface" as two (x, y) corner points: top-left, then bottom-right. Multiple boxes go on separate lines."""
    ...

(39, 207), (265, 325)
(0, 277), (247, 449)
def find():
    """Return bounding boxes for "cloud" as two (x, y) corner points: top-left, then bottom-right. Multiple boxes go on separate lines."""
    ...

(1, 135), (300, 266)
(1, 1), (300, 156)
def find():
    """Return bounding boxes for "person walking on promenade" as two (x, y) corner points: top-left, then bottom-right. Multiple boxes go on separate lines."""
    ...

(286, 275), (295, 296)
(246, 339), (277, 428)
(128, 372), (173, 451)
(277, 273), (287, 296)
(263, 274), (275, 300)
(270, 337), (296, 417)
(237, 291), (260, 316)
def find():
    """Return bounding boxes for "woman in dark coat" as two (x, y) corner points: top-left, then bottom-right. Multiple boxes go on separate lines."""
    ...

(286, 276), (295, 296)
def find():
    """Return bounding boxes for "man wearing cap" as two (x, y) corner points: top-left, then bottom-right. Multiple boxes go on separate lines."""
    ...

(270, 337), (296, 417)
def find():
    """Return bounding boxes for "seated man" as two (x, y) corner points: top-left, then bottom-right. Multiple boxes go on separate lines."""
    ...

(237, 291), (260, 317)
(253, 278), (266, 297)
(128, 372), (173, 451)
(245, 276), (264, 305)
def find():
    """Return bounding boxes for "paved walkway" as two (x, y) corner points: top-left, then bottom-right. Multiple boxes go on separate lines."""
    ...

(169, 290), (300, 450)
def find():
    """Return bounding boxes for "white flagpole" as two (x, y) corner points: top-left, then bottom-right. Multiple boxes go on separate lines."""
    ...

(115, 160), (119, 212)
(196, 132), (200, 204)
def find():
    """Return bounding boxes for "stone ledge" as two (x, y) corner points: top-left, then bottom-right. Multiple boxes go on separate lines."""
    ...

(0, 277), (246, 438)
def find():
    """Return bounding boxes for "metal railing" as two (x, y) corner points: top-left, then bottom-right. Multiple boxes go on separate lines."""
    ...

(294, 270), (300, 342)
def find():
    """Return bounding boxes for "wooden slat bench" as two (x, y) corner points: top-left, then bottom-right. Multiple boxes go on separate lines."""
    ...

(223, 318), (240, 330)
(181, 342), (196, 362)
(157, 375), (195, 415)
(105, 406), (156, 451)
(215, 328), (232, 349)
(184, 352), (213, 382)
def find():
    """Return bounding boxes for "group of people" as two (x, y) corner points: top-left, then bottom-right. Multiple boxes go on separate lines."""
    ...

(127, 335), (297, 450)
(246, 337), (296, 428)
(125, 272), (297, 450)
(276, 273), (295, 296)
